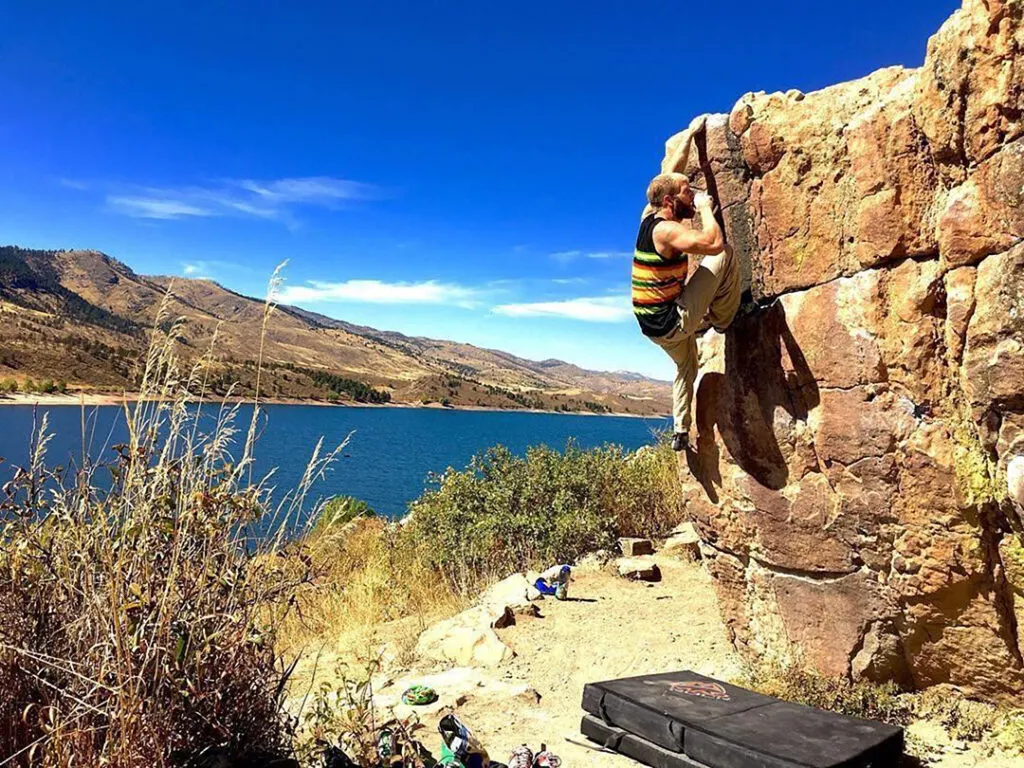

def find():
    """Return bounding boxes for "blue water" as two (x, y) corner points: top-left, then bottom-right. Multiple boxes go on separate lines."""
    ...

(0, 404), (669, 518)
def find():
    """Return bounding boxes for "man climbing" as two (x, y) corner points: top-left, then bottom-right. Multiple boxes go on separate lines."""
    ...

(634, 120), (741, 452)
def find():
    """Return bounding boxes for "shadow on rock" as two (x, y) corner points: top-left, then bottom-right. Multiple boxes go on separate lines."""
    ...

(687, 301), (819, 498)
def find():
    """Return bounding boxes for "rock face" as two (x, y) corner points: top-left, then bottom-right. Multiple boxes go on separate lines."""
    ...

(667, 0), (1024, 705)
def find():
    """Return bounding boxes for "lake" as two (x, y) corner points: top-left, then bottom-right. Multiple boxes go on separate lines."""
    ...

(0, 404), (670, 518)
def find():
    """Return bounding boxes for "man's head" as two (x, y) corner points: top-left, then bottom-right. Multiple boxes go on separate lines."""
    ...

(647, 172), (695, 221)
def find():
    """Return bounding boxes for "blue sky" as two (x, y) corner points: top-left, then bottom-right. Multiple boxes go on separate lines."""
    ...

(0, 1), (958, 379)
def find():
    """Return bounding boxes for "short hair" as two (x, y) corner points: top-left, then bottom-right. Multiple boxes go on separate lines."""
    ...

(646, 173), (690, 206)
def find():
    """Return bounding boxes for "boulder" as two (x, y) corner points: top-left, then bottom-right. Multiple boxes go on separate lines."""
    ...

(619, 537), (655, 557)
(415, 614), (514, 668)
(479, 573), (542, 618)
(617, 557), (662, 582)
(661, 522), (702, 561)
(657, 0), (1024, 705)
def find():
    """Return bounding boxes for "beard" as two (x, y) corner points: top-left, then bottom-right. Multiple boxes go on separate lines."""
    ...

(672, 198), (696, 220)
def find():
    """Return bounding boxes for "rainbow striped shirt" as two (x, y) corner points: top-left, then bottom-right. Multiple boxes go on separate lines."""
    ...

(632, 214), (687, 337)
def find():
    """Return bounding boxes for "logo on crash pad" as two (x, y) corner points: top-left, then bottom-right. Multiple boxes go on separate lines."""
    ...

(668, 681), (731, 701)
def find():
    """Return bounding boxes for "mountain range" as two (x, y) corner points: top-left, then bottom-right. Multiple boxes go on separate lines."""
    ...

(0, 246), (670, 415)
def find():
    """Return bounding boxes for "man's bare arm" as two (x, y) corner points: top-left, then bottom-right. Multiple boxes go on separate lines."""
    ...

(661, 115), (707, 175)
(660, 193), (724, 256)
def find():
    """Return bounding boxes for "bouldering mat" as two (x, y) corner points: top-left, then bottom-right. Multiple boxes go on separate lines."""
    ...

(581, 715), (709, 768)
(581, 671), (903, 768)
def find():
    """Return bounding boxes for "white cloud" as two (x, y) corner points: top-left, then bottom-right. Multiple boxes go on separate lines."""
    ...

(238, 177), (380, 204)
(492, 295), (631, 323)
(108, 196), (215, 219)
(80, 176), (382, 223)
(278, 279), (482, 309)
(550, 249), (630, 263)
(550, 250), (583, 262)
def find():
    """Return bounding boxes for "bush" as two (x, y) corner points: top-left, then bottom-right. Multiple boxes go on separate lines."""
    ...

(310, 494), (376, 534)
(405, 438), (684, 591)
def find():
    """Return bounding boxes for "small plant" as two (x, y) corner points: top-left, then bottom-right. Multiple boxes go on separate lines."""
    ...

(739, 662), (914, 726)
(298, 657), (429, 767)
(915, 687), (1001, 742)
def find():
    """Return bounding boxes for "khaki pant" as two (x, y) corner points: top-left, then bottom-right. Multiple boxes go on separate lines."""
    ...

(651, 249), (741, 434)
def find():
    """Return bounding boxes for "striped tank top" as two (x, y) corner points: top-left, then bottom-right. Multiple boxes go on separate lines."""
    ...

(632, 214), (688, 337)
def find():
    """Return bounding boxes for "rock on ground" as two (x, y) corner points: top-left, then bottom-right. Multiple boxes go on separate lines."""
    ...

(661, 522), (702, 561)
(617, 557), (662, 582)
(619, 537), (655, 556)
(661, 0), (1024, 705)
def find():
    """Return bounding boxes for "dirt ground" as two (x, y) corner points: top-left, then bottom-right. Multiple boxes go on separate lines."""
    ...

(294, 556), (1021, 767)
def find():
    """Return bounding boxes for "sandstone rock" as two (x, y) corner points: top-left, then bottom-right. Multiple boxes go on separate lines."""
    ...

(415, 617), (514, 668)
(917, 0), (1024, 172)
(617, 557), (661, 582)
(619, 537), (654, 557)
(479, 573), (542, 617)
(661, 522), (702, 560)
(656, 0), (1024, 706)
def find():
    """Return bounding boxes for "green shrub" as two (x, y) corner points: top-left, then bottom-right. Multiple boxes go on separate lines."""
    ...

(311, 494), (376, 534)
(405, 437), (685, 590)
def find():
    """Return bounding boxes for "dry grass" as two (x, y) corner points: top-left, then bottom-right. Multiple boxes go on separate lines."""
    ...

(741, 661), (1024, 760)
(0, 280), (343, 767)
(279, 517), (464, 658)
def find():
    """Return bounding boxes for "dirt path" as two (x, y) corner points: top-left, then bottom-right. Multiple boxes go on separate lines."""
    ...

(368, 557), (741, 766)
(296, 554), (1019, 767)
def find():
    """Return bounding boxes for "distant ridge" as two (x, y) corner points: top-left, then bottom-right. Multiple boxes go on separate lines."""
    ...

(0, 245), (670, 415)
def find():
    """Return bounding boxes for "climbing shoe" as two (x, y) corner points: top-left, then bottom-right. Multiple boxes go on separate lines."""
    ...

(671, 433), (688, 452)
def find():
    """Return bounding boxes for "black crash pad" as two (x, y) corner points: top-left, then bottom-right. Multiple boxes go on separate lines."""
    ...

(581, 671), (903, 768)
(582, 715), (708, 768)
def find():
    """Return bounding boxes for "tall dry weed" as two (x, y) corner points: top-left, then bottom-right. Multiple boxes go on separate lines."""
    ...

(0, 277), (341, 767)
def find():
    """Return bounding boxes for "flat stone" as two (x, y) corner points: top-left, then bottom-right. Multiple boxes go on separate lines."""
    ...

(620, 538), (655, 557)
(617, 557), (662, 582)
(415, 619), (514, 668)
(479, 573), (542, 614)
(661, 522), (702, 561)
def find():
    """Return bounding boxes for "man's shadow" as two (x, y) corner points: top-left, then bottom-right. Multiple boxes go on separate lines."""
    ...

(685, 301), (819, 501)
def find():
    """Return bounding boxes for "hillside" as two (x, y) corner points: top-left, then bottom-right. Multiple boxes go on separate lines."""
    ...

(0, 246), (671, 414)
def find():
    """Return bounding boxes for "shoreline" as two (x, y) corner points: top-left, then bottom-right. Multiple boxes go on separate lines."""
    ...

(0, 392), (670, 420)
